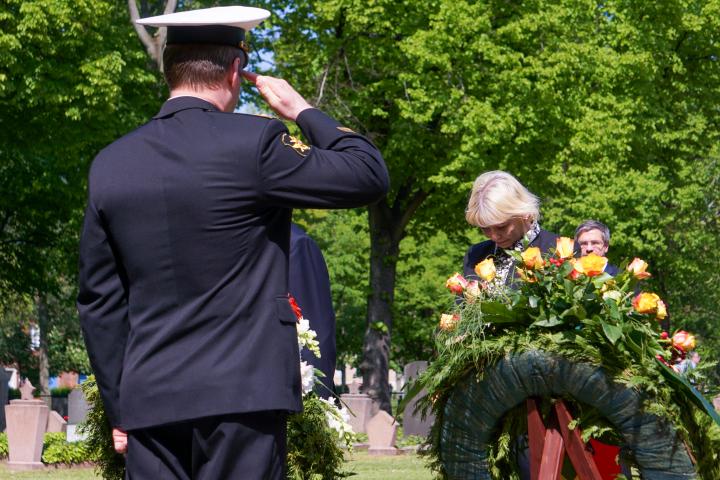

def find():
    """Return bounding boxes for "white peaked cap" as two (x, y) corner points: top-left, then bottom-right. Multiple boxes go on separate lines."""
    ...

(136, 6), (270, 31)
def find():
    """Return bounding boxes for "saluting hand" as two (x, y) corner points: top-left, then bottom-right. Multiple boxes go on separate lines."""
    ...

(242, 71), (312, 122)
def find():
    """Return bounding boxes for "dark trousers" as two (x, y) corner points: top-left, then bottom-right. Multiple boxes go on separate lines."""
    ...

(126, 411), (287, 480)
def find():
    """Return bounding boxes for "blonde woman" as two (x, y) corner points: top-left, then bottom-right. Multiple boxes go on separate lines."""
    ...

(463, 171), (557, 289)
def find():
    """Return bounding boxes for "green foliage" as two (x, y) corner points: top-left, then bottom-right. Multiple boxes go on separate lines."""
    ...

(0, 432), (7, 458)
(416, 249), (720, 478)
(257, 0), (720, 393)
(286, 395), (352, 480)
(41, 433), (89, 465)
(79, 375), (125, 480)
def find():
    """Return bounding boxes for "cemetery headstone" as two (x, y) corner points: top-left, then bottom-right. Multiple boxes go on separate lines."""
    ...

(46, 410), (67, 433)
(367, 410), (400, 455)
(5, 379), (48, 470)
(0, 368), (10, 432)
(340, 391), (375, 434)
(66, 388), (90, 442)
(402, 361), (435, 437)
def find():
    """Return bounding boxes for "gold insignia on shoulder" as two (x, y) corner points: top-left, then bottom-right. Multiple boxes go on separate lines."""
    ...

(337, 126), (355, 133)
(281, 133), (311, 157)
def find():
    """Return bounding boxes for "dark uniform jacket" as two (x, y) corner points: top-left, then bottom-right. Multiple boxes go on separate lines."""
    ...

(289, 223), (336, 397)
(77, 97), (388, 430)
(463, 229), (558, 280)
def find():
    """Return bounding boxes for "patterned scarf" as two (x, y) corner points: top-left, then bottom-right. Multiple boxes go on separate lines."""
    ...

(487, 222), (541, 295)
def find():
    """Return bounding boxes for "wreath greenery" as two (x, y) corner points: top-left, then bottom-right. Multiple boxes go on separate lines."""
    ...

(410, 238), (720, 479)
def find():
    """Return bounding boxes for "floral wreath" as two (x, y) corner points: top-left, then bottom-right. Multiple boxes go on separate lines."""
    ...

(408, 237), (720, 479)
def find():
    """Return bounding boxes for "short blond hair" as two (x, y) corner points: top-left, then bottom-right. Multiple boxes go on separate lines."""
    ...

(465, 171), (540, 227)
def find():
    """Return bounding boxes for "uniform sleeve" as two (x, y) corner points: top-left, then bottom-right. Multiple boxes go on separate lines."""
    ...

(76, 199), (128, 428)
(257, 108), (389, 208)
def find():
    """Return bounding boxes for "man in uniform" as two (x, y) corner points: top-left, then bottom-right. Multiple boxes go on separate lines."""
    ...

(77, 6), (388, 479)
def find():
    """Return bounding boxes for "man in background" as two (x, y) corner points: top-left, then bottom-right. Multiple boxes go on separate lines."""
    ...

(289, 223), (336, 398)
(574, 219), (619, 276)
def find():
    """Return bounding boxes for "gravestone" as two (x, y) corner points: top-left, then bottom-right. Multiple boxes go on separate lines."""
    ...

(5, 379), (48, 470)
(66, 388), (90, 442)
(0, 368), (10, 432)
(68, 388), (89, 424)
(340, 392), (375, 434)
(46, 411), (67, 433)
(713, 394), (720, 412)
(402, 361), (434, 437)
(367, 410), (400, 455)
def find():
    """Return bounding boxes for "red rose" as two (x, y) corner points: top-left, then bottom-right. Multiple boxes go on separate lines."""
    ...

(288, 295), (302, 320)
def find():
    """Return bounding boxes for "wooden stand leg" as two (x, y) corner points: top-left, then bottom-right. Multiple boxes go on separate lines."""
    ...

(555, 401), (603, 480)
(527, 398), (546, 480)
(538, 411), (564, 480)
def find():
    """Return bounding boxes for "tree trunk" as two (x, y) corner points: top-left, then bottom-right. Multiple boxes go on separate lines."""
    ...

(36, 296), (50, 398)
(360, 202), (400, 414)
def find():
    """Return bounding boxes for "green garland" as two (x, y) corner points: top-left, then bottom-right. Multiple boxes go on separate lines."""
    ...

(411, 244), (720, 479)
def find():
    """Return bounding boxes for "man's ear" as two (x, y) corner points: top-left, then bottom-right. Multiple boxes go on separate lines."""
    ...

(229, 57), (242, 87)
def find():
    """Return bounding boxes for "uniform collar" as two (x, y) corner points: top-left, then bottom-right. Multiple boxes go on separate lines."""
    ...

(153, 96), (220, 119)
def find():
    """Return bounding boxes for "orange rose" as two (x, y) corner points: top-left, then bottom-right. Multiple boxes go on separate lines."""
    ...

(573, 253), (608, 277)
(656, 300), (667, 320)
(439, 313), (460, 331)
(672, 330), (696, 352)
(627, 258), (652, 280)
(445, 273), (468, 294)
(474, 258), (496, 282)
(521, 247), (544, 269)
(555, 237), (575, 259)
(632, 292), (661, 314)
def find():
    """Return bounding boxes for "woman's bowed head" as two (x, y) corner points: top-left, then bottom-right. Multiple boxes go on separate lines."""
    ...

(465, 171), (539, 247)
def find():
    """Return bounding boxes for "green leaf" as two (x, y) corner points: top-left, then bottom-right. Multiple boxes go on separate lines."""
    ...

(532, 315), (564, 327)
(656, 360), (720, 427)
(601, 320), (623, 345)
(529, 295), (539, 308)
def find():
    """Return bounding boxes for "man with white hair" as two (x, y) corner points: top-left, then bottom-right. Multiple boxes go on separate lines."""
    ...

(574, 219), (619, 276)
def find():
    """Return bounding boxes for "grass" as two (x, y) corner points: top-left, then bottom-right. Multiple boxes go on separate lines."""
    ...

(0, 453), (436, 479)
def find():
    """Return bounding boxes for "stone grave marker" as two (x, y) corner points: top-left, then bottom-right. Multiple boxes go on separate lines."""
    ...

(5, 379), (48, 470)
(0, 368), (9, 432)
(367, 410), (400, 455)
(66, 387), (90, 442)
(46, 410), (67, 433)
(402, 361), (434, 437)
(340, 390), (374, 434)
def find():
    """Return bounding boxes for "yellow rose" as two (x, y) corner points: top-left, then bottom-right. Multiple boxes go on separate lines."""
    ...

(574, 253), (608, 277)
(627, 257), (652, 280)
(474, 258), (496, 282)
(439, 313), (460, 331)
(555, 237), (575, 259)
(656, 300), (667, 320)
(464, 281), (482, 302)
(521, 247), (544, 270)
(632, 292), (661, 314)
(672, 330), (696, 352)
